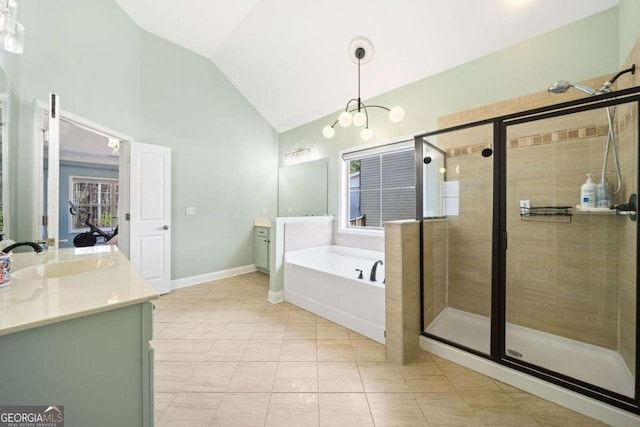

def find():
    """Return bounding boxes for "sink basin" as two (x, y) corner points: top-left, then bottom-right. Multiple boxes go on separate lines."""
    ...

(11, 258), (114, 280)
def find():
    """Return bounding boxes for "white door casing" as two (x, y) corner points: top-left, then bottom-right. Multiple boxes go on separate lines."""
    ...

(129, 141), (172, 294)
(46, 93), (60, 248)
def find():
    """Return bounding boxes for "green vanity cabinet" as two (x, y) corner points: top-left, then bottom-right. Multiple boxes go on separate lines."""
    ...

(255, 226), (270, 273)
(0, 302), (155, 427)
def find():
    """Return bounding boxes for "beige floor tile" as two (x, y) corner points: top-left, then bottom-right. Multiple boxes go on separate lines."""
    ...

(319, 393), (374, 427)
(251, 323), (286, 340)
(152, 273), (606, 427)
(285, 322), (317, 339)
(154, 392), (175, 423)
(205, 340), (249, 361)
(155, 361), (237, 393)
(227, 361), (277, 392)
(405, 375), (456, 393)
(399, 361), (443, 378)
(185, 322), (227, 340)
(317, 339), (356, 361)
(240, 339), (283, 361)
(439, 365), (502, 391)
(318, 361), (364, 392)
(154, 322), (199, 339)
(219, 322), (258, 339)
(361, 377), (410, 393)
(210, 393), (270, 427)
(509, 391), (607, 426)
(366, 392), (429, 426)
(174, 310), (211, 323)
(265, 393), (319, 427)
(273, 361), (318, 392)
(153, 339), (215, 361)
(288, 307), (318, 322)
(351, 339), (386, 361)
(202, 309), (238, 323)
(317, 322), (350, 339)
(157, 392), (223, 424)
(414, 392), (481, 426)
(280, 339), (318, 361)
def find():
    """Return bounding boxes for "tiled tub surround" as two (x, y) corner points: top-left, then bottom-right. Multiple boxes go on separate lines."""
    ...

(152, 272), (607, 426)
(284, 246), (386, 344)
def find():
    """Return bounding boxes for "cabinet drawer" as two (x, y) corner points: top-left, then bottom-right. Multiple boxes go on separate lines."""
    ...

(256, 227), (270, 238)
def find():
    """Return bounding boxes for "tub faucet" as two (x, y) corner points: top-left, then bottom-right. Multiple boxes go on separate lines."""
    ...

(2, 242), (44, 253)
(369, 260), (383, 282)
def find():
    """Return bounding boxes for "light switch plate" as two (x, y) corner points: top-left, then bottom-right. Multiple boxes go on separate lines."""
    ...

(186, 207), (196, 216)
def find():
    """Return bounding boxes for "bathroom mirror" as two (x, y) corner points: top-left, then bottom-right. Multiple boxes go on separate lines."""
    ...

(422, 139), (446, 218)
(278, 158), (328, 216)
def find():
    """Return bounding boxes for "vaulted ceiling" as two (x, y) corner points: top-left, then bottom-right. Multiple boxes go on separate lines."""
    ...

(115, 0), (619, 133)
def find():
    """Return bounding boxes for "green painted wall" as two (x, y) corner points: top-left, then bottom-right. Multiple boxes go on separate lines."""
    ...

(618, 0), (640, 64)
(279, 8), (622, 219)
(0, 0), (278, 279)
(139, 32), (278, 277)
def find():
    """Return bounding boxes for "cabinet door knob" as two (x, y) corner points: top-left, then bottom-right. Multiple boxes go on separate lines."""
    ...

(162, 225), (170, 230)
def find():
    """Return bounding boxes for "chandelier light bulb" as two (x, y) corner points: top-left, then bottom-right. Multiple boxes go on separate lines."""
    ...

(352, 111), (366, 127)
(338, 111), (353, 127)
(360, 127), (373, 141)
(322, 125), (335, 139)
(389, 106), (405, 123)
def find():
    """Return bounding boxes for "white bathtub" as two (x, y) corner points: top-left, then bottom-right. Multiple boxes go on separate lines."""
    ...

(284, 245), (385, 344)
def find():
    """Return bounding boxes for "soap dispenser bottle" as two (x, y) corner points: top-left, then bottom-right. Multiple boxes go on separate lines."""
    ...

(581, 173), (596, 208)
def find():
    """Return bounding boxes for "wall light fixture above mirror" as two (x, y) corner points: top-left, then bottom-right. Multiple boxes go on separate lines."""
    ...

(0, 0), (24, 54)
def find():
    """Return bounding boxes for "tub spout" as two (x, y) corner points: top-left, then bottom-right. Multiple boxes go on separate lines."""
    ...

(369, 260), (383, 282)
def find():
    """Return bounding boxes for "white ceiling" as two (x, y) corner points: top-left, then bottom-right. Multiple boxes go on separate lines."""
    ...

(115, 0), (619, 132)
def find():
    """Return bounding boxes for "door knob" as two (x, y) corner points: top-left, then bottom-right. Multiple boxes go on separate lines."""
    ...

(162, 225), (170, 230)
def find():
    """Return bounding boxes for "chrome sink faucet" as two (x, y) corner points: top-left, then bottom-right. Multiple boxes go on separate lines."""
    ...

(369, 260), (383, 282)
(2, 242), (44, 253)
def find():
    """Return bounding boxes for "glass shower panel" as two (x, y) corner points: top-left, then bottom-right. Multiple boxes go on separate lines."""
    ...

(422, 124), (494, 355)
(505, 102), (637, 398)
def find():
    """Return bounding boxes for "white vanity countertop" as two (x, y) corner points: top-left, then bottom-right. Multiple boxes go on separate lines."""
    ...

(0, 246), (158, 337)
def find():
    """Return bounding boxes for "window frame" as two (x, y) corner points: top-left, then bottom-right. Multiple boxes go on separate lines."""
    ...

(338, 136), (416, 236)
(68, 175), (119, 233)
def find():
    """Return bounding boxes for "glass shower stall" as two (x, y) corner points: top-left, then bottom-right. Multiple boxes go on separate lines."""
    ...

(416, 86), (640, 413)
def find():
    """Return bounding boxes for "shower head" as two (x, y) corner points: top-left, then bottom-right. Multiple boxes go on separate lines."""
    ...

(547, 80), (607, 96)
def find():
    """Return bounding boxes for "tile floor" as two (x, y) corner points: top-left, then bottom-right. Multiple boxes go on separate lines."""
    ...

(153, 272), (606, 426)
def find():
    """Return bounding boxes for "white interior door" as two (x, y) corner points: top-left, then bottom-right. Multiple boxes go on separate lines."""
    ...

(46, 93), (60, 248)
(129, 141), (172, 294)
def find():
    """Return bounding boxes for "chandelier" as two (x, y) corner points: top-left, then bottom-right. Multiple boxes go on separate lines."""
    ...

(323, 37), (404, 141)
(0, 0), (24, 54)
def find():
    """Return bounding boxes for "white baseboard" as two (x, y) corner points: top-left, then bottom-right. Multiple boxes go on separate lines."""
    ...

(420, 336), (640, 427)
(268, 290), (284, 304)
(171, 264), (257, 290)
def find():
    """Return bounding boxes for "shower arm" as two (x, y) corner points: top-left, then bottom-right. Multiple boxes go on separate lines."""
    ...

(600, 64), (636, 92)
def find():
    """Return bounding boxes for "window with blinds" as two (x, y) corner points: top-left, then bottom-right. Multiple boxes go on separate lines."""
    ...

(344, 142), (415, 229)
(70, 176), (119, 231)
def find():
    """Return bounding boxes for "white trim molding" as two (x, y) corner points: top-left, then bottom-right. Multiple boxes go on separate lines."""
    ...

(171, 264), (258, 290)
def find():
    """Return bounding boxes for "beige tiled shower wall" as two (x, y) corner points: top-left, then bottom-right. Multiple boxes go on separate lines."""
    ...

(433, 38), (640, 351)
(422, 220), (448, 327)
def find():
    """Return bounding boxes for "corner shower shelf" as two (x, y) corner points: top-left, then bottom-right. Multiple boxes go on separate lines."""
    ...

(520, 206), (573, 223)
(574, 205), (616, 215)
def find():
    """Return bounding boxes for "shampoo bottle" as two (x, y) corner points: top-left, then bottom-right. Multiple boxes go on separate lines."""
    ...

(581, 173), (596, 208)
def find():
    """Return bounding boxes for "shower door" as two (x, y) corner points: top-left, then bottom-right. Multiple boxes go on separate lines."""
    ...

(503, 98), (638, 400)
(419, 124), (495, 356)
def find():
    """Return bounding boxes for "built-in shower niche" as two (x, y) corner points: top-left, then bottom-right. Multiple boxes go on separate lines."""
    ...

(421, 97), (638, 402)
